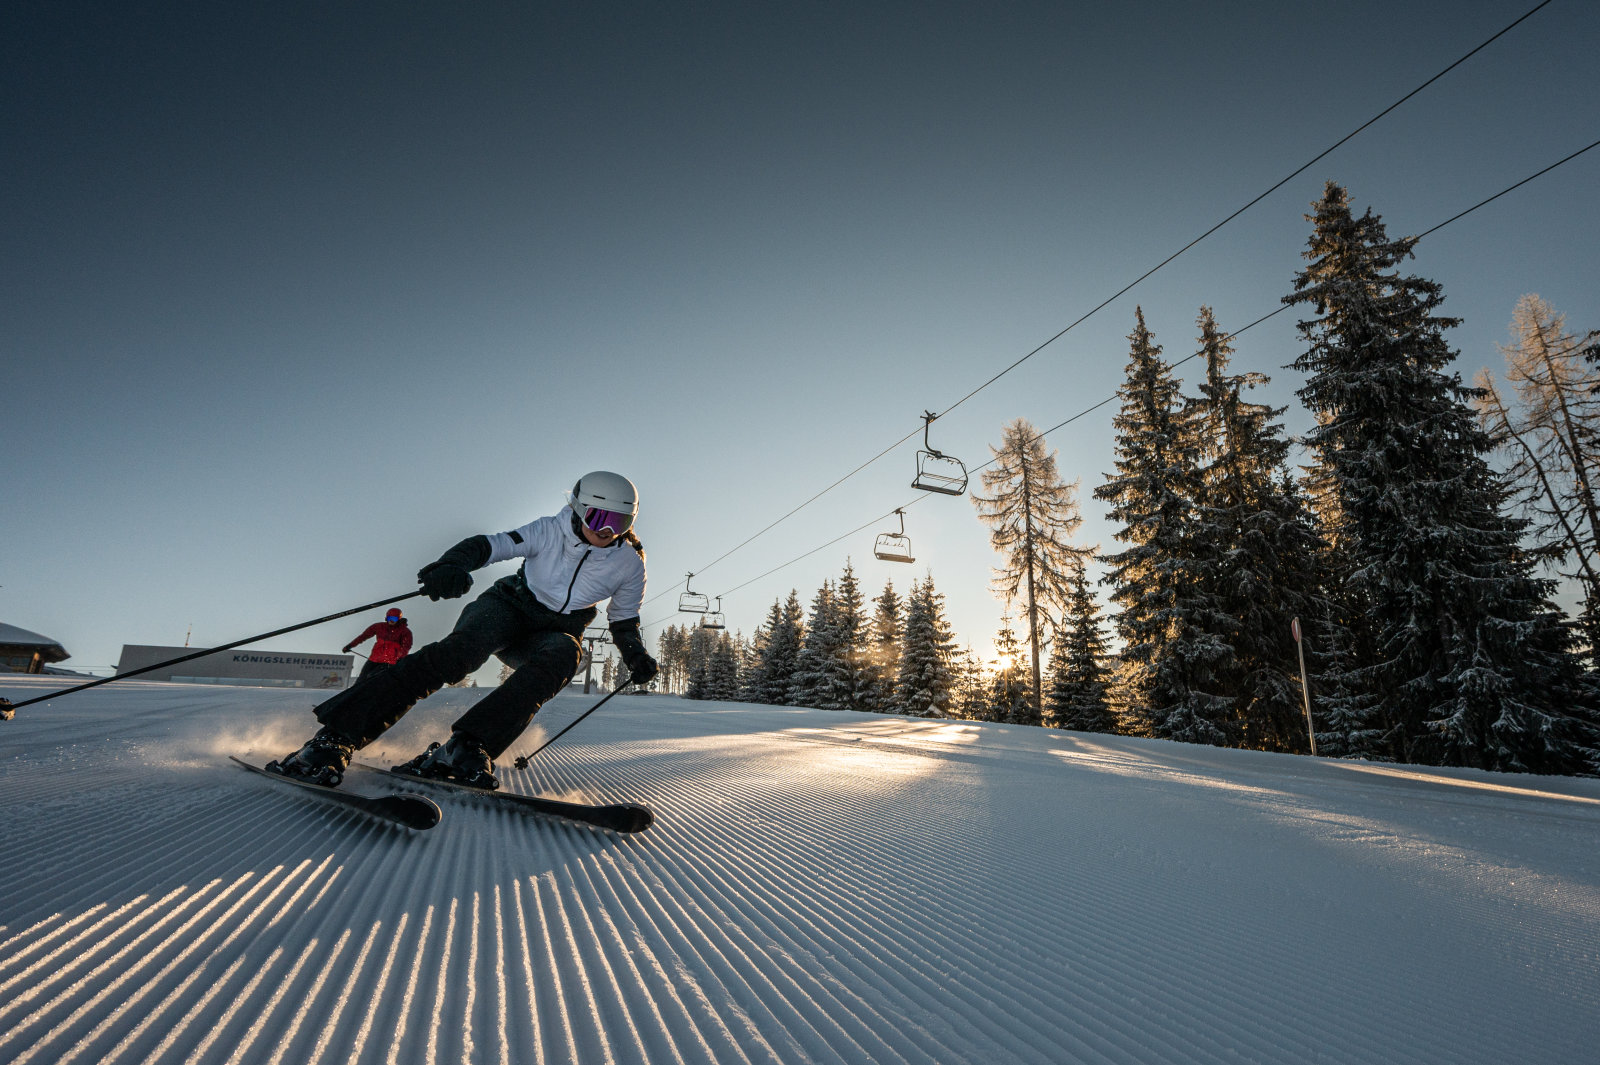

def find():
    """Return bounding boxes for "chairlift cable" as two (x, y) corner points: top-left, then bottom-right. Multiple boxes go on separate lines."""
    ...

(931, 0), (1557, 424)
(655, 137), (1599, 627)
(636, 2), (1555, 606)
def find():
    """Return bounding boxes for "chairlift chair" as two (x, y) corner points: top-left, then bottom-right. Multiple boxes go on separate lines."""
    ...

(702, 597), (726, 631)
(873, 508), (916, 564)
(678, 573), (710, 614)
(912, 410), (969, 495)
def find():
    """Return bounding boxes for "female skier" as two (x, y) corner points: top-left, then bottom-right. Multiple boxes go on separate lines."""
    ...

(269, 470), (658, 790)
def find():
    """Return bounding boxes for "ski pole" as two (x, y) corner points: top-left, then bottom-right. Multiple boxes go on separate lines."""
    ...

(0, 590), (426, 719)
(511, 682), (633, 769)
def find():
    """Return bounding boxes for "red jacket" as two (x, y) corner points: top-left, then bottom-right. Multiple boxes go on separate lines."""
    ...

(348, 619), (413, 664)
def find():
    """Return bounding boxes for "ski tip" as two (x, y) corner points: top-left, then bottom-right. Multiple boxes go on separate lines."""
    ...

(609, 803), (656, 833)
(384, 795), (444, 830)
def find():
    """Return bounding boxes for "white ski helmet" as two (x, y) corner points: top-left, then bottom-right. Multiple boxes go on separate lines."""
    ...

(570, 470), (639, 534)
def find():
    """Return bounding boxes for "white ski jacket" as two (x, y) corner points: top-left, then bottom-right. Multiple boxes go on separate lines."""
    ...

(483, 514), (646, 622)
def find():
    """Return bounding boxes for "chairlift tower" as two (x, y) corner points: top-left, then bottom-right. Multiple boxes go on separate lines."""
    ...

(873, 508), (916, 563)
(912, 410), (968, 495)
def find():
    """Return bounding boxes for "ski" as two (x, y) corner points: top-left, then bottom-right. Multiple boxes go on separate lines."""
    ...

(366, 764), (655, 833)
(230, 756), (442, 830)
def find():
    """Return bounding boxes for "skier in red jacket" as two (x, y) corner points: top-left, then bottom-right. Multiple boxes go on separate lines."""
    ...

(344, 608), (413, 681)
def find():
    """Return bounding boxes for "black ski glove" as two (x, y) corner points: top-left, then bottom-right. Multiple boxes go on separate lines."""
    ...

(610, 617), (659, 686)
(417, 535), (491, 601)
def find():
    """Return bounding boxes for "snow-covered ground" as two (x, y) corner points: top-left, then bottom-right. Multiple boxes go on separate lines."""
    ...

(2, 674), (1597, 1065)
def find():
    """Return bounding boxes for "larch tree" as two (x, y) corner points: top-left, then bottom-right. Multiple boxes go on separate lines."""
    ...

(971, 417), (1095, 719)
(1288, 182), (1599, 774)
(1474, 295), (1600, 667)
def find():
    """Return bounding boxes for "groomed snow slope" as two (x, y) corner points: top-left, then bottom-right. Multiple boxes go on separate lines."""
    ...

(2, 674), (1598, 1065)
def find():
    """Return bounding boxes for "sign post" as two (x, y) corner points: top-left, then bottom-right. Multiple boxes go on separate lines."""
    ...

(1291, 617), (1317, 756)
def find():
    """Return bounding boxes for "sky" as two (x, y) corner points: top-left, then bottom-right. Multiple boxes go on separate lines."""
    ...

(4, 0), (1598, 682)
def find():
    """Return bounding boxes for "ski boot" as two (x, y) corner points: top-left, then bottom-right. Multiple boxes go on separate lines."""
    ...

(266, 728), (357, 787)
(393, 732), (498, 790)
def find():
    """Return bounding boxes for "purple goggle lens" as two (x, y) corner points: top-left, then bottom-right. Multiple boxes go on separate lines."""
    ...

(584, 507), (630, 535)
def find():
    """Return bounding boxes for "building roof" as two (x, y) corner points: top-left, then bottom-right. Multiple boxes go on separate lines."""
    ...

(0, 623), (69, 661)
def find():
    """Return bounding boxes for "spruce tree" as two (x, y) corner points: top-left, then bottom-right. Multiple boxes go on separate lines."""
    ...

(990, 616), (1035, 724)
(896, 576), (956, 717)
(950, 647), (991, 720)
(749, 592), (805, 704)
(1093, 307), (1207, 738)
(789, 580), (839, 709)
(1186, 306), (1330, 751)
(707, 634), (741, 700)
(869, 581), (904, 711)
(1288, 182), (1599, 774)
(1045, 565), (1116, 732)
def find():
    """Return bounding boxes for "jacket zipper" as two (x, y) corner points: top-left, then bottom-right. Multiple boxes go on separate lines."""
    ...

(560, 549), (592, 612)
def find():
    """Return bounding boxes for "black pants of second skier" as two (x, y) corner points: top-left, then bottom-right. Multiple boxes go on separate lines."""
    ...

(357, 659), (393, 682)
(312, 576), (592, 759)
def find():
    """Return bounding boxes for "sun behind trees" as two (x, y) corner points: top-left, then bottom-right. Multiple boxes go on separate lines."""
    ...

(651, 182), (1600, 776)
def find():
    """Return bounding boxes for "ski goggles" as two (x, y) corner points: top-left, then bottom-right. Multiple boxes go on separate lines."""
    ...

(583, 507), (632, 536)
(386, 612), (402, 621)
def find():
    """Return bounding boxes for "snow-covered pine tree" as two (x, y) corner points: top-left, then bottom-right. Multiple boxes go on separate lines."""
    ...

(739, 622), (767, 702)
(951, 647), (991, 721)
(1288, 182), (1599, 774)
(684, 624), (718, 700)
(869, 580), (904, 711)
(766, 591), (807, 704)
(971, 418), (1095, 718)
(1093, 307), (1209, 739)
(655, 625), (692, 694)
(1187, 306), (1330, 752)
(1045, 563), (1116, 732)
(809, 561), (875, 712)
(895, 575), (957, 717)
(990, 615), (1035, 724)
(707, 633), (741, 700)
(788, 580), (839, 709)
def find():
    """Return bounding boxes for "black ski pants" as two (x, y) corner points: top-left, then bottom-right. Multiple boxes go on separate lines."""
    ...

(313, 576), (591, 759)
(356, 659), (393, 682)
